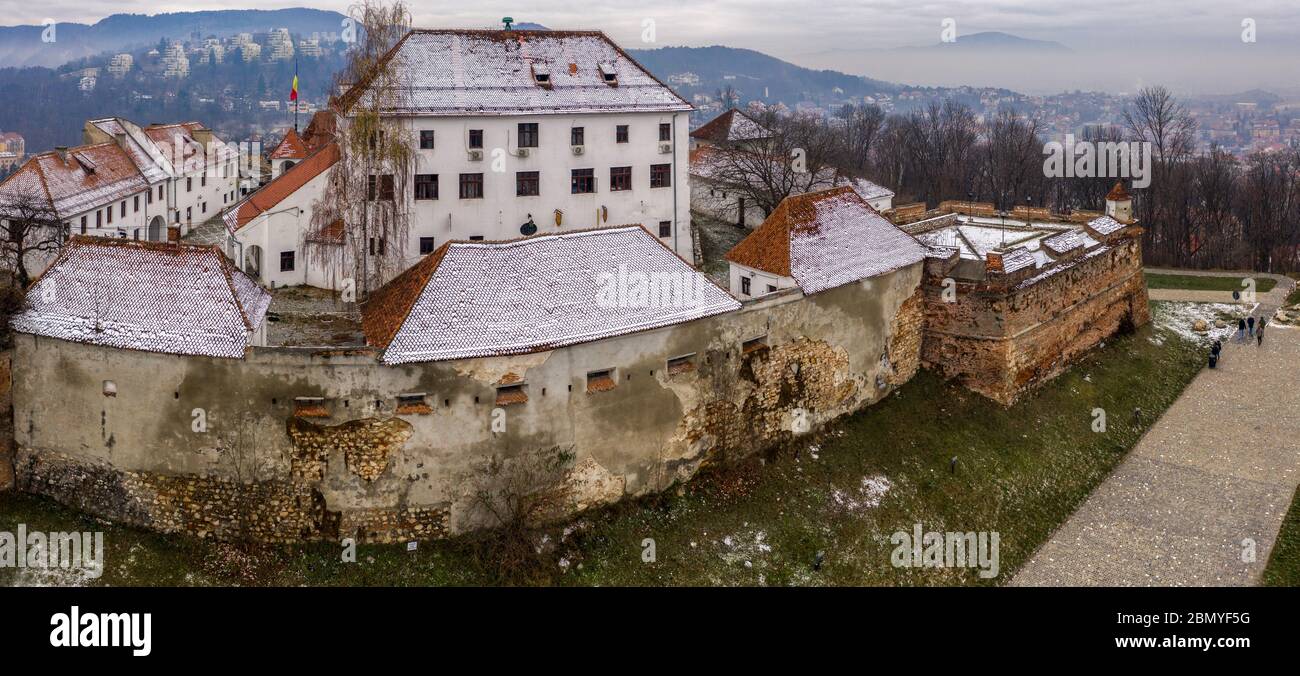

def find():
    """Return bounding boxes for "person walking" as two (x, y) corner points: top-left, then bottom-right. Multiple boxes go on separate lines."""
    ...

(1237, 318), (1247, 343)
(1257, 322), (1265, 347)
(1248, 316), (1256, 337)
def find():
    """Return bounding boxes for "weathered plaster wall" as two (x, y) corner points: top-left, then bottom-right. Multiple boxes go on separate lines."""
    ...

(920, 232), (1148, 404)
(11, 262), (924, 542)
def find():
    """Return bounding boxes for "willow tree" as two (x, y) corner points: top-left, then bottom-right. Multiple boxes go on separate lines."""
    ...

(306, 0), (413, 301)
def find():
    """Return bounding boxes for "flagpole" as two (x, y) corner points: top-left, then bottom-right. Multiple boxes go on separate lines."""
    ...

(294, 54), (300, 133)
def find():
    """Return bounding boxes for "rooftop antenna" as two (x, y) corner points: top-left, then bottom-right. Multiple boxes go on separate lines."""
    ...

(502, 17), (514, 31)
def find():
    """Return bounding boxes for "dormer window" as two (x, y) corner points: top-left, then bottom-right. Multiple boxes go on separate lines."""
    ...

(598, 63), (618, 86)
(532, 63), (552, 88)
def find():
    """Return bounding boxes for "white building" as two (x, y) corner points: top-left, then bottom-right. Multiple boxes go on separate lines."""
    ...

(298, 38), (322, 57)
(0, 117), (238, 250)
(241, 42), (262, 63)
(107, 53), (133, 77)
(227, 28), (696, 290)
(162, 42), (190, 78)
(267, 28), (295, 62)
(689, 108), (894, 227)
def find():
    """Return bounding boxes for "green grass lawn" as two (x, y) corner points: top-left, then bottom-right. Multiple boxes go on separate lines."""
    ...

(1146, 272), (1277, 293)
(0, 318), (1205, 587)
(1261, 486), (1300, 587)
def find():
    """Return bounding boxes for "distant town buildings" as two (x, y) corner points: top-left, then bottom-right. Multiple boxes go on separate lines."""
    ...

(162, 42), (190, 78)
(108, 54), (133, 78)
(267, 28), (295, 62)
(0, 131), (24, 171)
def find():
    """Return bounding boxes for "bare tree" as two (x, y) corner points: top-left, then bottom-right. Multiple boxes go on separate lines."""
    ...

(977, 109), (1042, 210)
(0, 187), (65, 286)
(836, 103), (886, 172)
(308, 0), (414, 300)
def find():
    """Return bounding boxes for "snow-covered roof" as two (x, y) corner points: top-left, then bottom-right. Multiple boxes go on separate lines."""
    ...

(0, 144), (148, 219)
(1086, 215), (1128, 236)
(12, 237), (270, 359)
(726, 187), (926, 294)
(88, 118), (173, 184)
(362, 226), (738, 364)
(845, 177), (894, 201)
(338, 29), (692, 116)
(690, 108), (773, 144)
(991, 247), (1036, 274)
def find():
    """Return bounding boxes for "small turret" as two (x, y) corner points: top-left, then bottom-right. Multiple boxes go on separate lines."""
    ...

(1105, 181), (1133, 223)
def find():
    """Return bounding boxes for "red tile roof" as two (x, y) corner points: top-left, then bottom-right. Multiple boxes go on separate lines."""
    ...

(726, 186), (925, 294)
(271, 129), (309, 159)
(225, 141), (340, 232)
(689, 108), (772, 144)
(1106, 181), (1130, 201)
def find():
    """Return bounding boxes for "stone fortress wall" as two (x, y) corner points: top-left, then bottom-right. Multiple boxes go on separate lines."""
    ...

(7, 264), (925, 543)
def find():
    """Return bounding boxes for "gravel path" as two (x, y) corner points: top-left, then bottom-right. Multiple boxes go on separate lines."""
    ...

(1012, 270), (1298, 586)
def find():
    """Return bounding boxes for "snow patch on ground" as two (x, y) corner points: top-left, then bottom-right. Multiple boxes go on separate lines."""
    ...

(1150, 301), (1244, 346)
(831, 475), (893, 513)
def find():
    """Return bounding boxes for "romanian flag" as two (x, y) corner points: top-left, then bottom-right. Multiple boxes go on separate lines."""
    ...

(290, 75), (299, 102)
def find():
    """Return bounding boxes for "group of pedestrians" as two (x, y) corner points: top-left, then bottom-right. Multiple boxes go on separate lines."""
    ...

(1213, 314), (1268, 368)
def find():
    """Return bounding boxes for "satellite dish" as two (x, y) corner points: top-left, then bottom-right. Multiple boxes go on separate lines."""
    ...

(520, 217), (537, 236)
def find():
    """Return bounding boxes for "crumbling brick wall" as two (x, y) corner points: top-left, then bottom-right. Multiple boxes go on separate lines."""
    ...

(921, 233), (1148, 404)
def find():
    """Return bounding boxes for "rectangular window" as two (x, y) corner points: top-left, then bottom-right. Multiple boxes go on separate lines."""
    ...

(133, 196), (140, 212)
(186, 207), (191, 222)
(616, 125), (629, 143)
(415, 174), (438, 200)
(368, 175), (395, 201)
(651, 163), (672, 188)
(570, 127), (584, 146)
(459, 173), (484, 199)
(571, 168), (595, 194)
(133, 229), (140, 240)
(468, 235), (485, 241)
(96, 211), (102, 227)
(659, 123), (671, 142)
(518, 123), (539, 148)
(468, 129), (483, 149)
(586, 369), (617, 393)
(147, 189), (153, 204)
(740, 277), (751, 296)
(368, 237), (387, 256)
(107, 208), (113, 225)
(610, 166), (631, 191)
(80, 216), (87, 234)
(495, 384), (528, 406)
(658, 220), (671, 237)
(395, 393), (432, 415)
(187, 177), (192, 192)
(516, 171), (540, 197)
(120, 201), (126, 218)
(201, 175), (206, 187)
(280, 251), (295, 271)
(667, 354), (696, 375)
(158, 185), (164, 200)
(419, 130), (435, 149)
(766, 284), (777, 293)
(419, 237), (435, 255)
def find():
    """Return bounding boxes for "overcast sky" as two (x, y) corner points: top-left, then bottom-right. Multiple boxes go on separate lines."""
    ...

(8, 1), (1300, 94)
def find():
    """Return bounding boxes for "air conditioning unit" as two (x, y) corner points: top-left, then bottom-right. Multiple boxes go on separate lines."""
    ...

(515, 148), (530, 158)
(571, 145), (585, 156)
(467, 149), (483, 161)
(658, 142), (673, 154)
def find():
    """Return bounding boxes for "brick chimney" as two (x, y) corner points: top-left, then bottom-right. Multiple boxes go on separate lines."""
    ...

(55, 146), (68, 162)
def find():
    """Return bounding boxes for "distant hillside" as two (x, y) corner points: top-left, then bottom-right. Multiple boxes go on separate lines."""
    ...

(901, 31), (1072, 53)
(627, 45), (897, 110)
(0, 9), (346, 68)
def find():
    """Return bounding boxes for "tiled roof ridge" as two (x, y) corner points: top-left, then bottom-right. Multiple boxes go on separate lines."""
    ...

(334, 28), (690, 114)
(360, 240), (452, 350)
